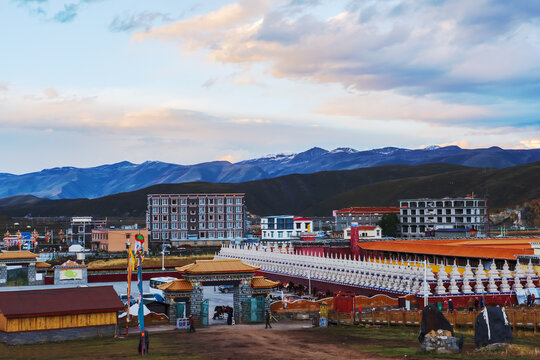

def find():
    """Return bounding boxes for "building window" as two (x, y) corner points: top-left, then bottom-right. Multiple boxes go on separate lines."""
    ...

(162, 199), (168, 205)
(226, 206), (232, 212)
(153, 233), (159, 239)
(199, 207), (204, 212)
(172, 223), (178, 229)
(235, 222), (241, 228)
(162, 232), (169, 239)
(153, 224), (158, 229)
(226, 198), (232, 204)
(235, 206), (241, 212)
(162, 224), (168, 229)
(227, 222), (232, 228)
(236, 199), (241, 204)
(153, 199), (158, 205)
(162, 207), (167, 213)
(171, 215), (177, 221)
(217, 199), (223, 204)
(153, 207), (159, 214)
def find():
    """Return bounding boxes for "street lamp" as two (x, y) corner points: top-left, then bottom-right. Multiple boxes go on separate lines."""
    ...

(161, 243), (171, 271)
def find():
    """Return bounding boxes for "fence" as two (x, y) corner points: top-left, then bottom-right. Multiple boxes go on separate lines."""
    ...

(334, 308), (540, 333)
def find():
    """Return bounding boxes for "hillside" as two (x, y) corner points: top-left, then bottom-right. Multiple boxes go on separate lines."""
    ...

(0, 162), (538, 217)
(1, 145), (539, 200)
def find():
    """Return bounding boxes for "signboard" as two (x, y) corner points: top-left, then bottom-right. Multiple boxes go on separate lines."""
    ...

(176, 317), (189, 329)
(60, 268), (83, 280)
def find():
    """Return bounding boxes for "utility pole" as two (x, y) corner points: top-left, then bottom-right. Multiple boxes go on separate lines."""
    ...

(126, 233), (132, 338)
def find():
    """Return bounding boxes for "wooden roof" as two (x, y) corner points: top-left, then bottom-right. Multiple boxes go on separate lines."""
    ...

(158, 279), (194, 292)
(35, 262), (51, 268)
(176, 259), (260, 274)
(0, 251), (38, 260)
(0, 286), (124, 318)
(360, 238), (536, 260)
(251, 276), (279, 289)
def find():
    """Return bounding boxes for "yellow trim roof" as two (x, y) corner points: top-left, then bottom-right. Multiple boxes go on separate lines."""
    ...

(251, 276), (279, 289)
(158, 279), (194, 292)
(0, 251), (38, 260)
(176, 259), (260, 274)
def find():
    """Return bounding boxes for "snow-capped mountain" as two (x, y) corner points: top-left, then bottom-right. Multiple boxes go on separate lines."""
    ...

(0, 146), (539, 200)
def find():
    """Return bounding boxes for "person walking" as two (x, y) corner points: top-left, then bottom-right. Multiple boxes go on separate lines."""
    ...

(188, 315), (195, 333)
(265, 310), (272, 329)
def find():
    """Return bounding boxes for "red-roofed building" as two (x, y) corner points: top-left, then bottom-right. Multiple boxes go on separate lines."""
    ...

(334, 207), (399, 231)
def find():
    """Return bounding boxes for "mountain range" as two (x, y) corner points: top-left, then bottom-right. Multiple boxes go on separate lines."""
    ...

(1, 162), (539, 218)
(1, 145), (539, 200)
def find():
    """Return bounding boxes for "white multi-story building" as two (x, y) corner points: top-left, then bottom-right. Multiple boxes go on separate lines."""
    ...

(260, 215), (313, 242)
(400, 196), (487, 237)
(146, 193), (246, 247)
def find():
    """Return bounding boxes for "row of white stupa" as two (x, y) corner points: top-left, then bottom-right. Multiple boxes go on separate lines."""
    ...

(216, 244), (538, 295)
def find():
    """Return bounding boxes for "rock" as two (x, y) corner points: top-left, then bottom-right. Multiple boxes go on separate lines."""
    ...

(418, 304), (454, 343)
(474, 307), (513, 349)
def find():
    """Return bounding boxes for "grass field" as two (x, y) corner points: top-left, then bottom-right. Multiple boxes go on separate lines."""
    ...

(1, 322), (538, 360)
(87, 255), (213, 269)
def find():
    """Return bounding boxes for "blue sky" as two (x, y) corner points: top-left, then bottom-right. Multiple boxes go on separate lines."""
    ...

(1, 0), (539, 173)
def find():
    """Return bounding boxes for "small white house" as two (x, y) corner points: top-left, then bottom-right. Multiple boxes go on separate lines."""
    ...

(343, 225), (382, 240)
(261, 215), (313, 241)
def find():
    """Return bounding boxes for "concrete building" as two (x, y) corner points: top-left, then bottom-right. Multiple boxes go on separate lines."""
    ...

(399, 196), (487, 237)
(343, 225), (382, 241)
(260, 215), (313, 242)
(334, 207), (400, 231)
(91, 229), (148, 252)
(69, 217), (107, 246)
(146, 194), (246, 247)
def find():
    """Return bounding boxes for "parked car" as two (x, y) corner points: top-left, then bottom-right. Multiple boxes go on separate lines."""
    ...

(218, 285), (234, 293)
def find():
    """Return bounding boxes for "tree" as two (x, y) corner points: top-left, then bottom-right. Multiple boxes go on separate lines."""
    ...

(377, 213), (400, 237)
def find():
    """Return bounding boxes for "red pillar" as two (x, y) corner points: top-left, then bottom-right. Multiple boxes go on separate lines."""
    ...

(350, 223), (359, 259)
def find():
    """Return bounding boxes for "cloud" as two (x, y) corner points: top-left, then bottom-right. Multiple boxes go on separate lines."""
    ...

(15, 0), (100, 23)
(44, 88), (59, 99)
(0, 83), (9, 91)
(134, 0), (540, 117)
(53, 3), (79, 23)
(520, 138), (540, 149)
(109, 11), (175, 32)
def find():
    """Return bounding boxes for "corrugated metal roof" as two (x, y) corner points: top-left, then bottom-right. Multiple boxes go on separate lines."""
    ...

(335, 207), (399, 215)
(0, 251), (38, 260)
(359, 239), (535, 260)
(158, 279), (194, 292)
(35, 262), (51, 268)
(176, 259), (260, 274)
(0, 286), (124, 318)
(251, 276), (279, 289)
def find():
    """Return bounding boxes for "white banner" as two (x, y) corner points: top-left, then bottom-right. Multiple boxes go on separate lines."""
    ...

(60, 268), (83, 280)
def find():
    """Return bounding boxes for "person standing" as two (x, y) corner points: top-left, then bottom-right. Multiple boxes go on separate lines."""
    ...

(448, 298), (454, 314)
(188, 315), (195, 333)
(265, 310), (272, 329)
(474, 297), (479, 311)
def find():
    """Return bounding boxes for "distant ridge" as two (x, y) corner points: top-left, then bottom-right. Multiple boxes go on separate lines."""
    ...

(0, 145), (539, 200)
(0, 162), (538, 218)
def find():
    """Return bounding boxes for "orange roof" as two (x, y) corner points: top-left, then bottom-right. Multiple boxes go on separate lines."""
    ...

(176, 259), (260, 274)
(359, 238), (535, 260)
(35, 262), (51, 268)
(158, 279), (194, 292)
(61, 260), (82, 267)
(0, 251), (38, 260)
(251, 276), (279, 289)
(335, 207), (399, 215)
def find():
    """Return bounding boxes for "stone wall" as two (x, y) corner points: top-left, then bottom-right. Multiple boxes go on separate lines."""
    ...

(233, 283), (252, 323)
(0, 325), (116, 345)
(27, 263), (37, 286)
(0, 264), (6, 287)
(189, 287), (204, 322)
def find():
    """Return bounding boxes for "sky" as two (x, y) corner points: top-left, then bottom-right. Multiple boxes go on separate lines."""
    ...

(1, 0), (539, 174)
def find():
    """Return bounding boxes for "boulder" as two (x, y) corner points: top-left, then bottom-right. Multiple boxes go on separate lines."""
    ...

(474, 306), (513, 348)
(418, 304), (454, 343)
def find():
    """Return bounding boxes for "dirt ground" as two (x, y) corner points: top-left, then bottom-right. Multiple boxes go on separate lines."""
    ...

(172, 322), (391, 360)
(1, 320), (538, 359)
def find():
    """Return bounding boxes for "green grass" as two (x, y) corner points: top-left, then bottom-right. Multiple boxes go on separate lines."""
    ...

(319, 325), (540, 359)
(0, 334), (199, 360)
